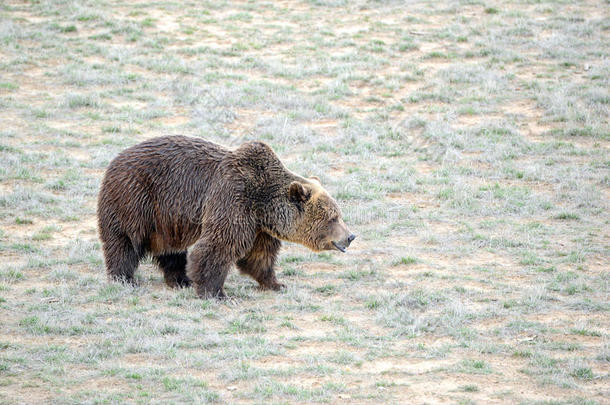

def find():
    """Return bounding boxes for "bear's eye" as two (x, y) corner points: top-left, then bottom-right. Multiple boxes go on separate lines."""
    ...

(329, 216), (338, 224)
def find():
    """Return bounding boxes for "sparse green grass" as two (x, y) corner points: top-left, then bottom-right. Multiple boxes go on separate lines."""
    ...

(0, 0), (607, 404)
(393, 256), (418, 266)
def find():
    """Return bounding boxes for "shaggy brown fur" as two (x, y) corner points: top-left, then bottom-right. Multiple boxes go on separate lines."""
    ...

(97, 135), (354, 298)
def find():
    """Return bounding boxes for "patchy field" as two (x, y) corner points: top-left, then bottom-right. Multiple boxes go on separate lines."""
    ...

(0, 0), (608, 403)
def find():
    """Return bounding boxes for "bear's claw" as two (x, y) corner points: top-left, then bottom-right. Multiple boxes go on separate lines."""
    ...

(260, 282), (285, 291)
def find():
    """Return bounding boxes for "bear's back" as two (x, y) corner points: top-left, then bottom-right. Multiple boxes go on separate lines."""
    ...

(102, 135), (226, 200)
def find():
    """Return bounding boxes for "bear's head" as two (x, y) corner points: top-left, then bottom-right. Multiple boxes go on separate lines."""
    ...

(281, 177), (355, 253)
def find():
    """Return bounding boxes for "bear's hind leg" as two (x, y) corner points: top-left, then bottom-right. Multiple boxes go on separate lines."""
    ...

(155, 252), (190, 288)
(237, 232), (284, 291)
(103, 233), (139, 284)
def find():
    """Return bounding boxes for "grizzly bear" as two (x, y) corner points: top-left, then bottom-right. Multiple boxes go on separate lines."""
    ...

(97, 135), (355, 298)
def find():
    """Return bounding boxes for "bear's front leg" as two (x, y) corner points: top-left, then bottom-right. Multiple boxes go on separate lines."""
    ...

(187, 237), (236, 299)
(236, 232), (285, 291)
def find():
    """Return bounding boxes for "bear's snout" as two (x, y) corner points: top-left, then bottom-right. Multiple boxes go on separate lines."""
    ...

(331, 233), (356, 253)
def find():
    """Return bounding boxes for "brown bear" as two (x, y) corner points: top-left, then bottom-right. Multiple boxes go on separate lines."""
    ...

(97, 135), (355, 298)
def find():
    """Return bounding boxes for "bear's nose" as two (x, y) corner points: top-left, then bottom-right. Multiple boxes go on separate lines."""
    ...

(347, 234), (356, 245)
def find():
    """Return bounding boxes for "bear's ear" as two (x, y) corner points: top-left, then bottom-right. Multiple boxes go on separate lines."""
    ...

(289, 181), (311, 203)
(309, 176), (321, 184)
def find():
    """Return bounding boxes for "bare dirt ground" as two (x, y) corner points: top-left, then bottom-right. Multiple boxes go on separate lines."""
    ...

(0, 0), (608, 404)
